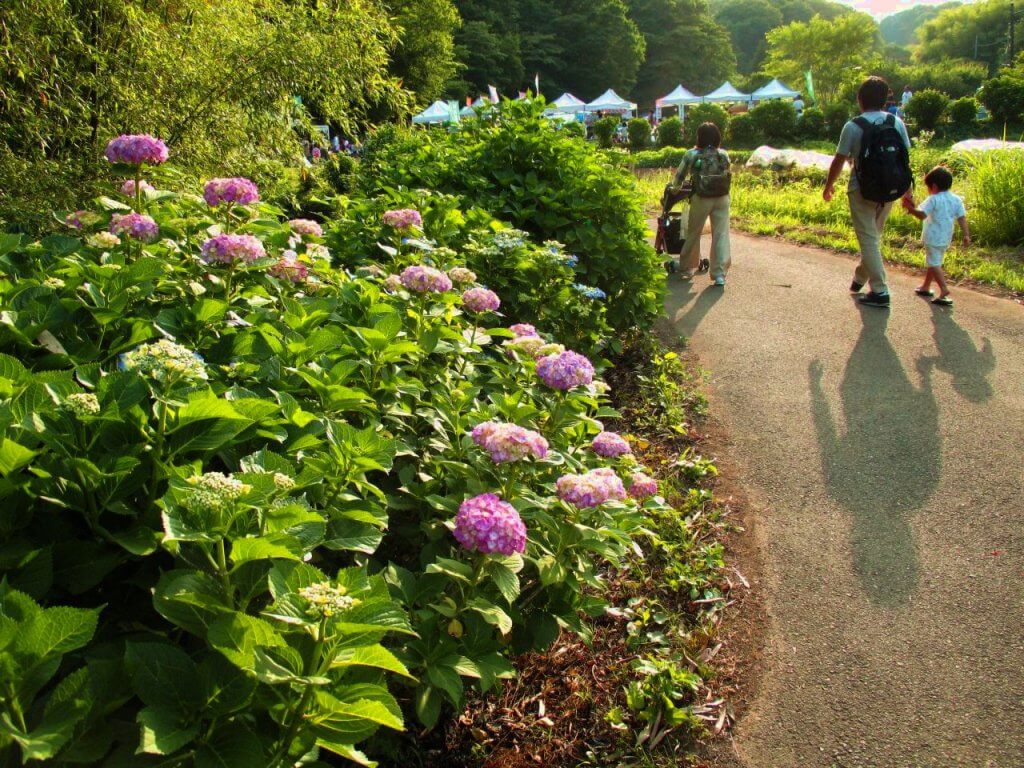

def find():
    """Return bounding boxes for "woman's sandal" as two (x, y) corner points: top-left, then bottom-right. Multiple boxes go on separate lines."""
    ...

(931, 296), (953, 306)
(915, 288), (934, 297)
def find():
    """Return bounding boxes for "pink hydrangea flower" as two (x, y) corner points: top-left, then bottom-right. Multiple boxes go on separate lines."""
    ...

(201, 234), (266, 264)
(462, 287), (500, 313)
(399, 265), (452, 293)
(382, 208), (422, 230)
(120, 179), (154, 196)
(509, 323), (538, 338)
(203, 177), (259, 207)
(629, 472), (659, 499)
(289, 218), (323, 237)
(104, 134), (169, 166)
(453, 493), (527, 555)
(471, 421), (548, 463)
(592, 431), (632, 458)
(536, 350), (594, 391)
(448, 267), (477, 284)
(109, 212), (159, 242)
(269, 255), (308, 283)
(556, 468), (627, 508)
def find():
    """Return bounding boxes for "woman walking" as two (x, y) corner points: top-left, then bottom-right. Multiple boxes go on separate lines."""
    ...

(671, 122), (732, 286)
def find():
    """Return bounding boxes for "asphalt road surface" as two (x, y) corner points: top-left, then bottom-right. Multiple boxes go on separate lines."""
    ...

(663, 233), (1024, 767)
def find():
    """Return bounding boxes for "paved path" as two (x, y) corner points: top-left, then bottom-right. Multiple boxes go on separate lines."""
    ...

(664, 234), (1024, 767)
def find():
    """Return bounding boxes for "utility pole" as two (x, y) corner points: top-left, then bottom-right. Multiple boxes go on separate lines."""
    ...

(1011, 2), (1016, 61)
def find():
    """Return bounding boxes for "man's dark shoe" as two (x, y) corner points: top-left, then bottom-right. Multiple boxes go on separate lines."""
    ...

(850, 280), (863, 293)
(858, 291), (890, 308)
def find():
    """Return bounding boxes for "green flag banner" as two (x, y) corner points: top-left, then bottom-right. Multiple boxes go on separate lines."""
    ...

(805, 70), (816, 106)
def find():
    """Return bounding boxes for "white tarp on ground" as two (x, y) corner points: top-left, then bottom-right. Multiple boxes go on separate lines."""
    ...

(412, 100), (453, 124)
(657, 84), (702, 106)
(549, 93), (586, 114)
(584, 88), (637, 113)
(950, 138), (1024, 152)
(746, 145), (835, 172)
(751, 78), (800, 101)
(703, 81), (751, 103)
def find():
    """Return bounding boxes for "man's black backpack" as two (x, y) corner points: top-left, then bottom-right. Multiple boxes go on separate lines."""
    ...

(853, 114), (912, 203)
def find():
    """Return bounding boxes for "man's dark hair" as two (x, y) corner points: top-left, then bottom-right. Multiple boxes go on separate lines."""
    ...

(857, 77), (890, 111)
(696, 122), (721, 148)
(924, 165), (954, 191)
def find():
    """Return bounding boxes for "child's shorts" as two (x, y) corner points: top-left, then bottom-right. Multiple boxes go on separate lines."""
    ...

(925, 245), (947, 267)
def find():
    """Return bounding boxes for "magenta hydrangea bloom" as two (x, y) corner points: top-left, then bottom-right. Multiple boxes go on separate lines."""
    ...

(269, 255), (308, 283)
(120, 179), (154, 196)
(382, 208), (422, 230)
(288, 218), (323, 237)
(201, 234), (266, 265)
(104, 134), (169, 166)
(203, 177), (260, 207)
(592, 431), (632, 458)
(109, 212), (159, 243)
(399, 265), (452, 293)
(556, 468), (627, 508)
(453, 493), (527, 555)
(471, 421), (548, 463)
(509, 323), (538, 338)
(628, 472), (659, 499)
(462, 287), (501, 313)
(536, 350), (594, 391)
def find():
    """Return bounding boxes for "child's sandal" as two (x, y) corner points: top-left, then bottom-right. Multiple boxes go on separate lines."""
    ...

(931, 296), (953, 306)
(915, 288), (934, 297)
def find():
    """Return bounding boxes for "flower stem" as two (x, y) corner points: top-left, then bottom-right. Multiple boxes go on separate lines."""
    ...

(216, 538), (234, 607)
(272, 619), (327, 766)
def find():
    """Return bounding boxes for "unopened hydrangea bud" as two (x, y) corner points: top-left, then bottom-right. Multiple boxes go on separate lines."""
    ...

(87, 232), (121, 249)
(272, 472), (295, 490)
(64, 392), (100, 417)
(299, 582), (359, 618)
(184, 472), (250, 514)
(43, 277), (65, 290)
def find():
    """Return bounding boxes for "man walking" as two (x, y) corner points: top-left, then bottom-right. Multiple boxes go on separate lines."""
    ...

(823, 76), (912, 308)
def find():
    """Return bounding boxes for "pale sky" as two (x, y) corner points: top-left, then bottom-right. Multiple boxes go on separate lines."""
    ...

(841, 0), (966, 18)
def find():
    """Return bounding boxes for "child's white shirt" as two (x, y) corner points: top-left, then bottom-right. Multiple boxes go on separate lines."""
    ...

(920, 190), (965, 248)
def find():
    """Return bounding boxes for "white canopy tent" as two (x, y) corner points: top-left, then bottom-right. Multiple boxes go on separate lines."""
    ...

(549, 92), (586, 114)
(583, 89), (637, 114)
(459, 105), (476, 117)
(412, 100), (454, 125)
(751, 78), (801, 101)
(658, 84), (702, 107)
(702, 82), (752, 104)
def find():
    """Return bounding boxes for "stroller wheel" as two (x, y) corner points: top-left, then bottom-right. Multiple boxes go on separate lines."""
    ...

(698, 258), (710, 273)
(665, 260), (677, 274)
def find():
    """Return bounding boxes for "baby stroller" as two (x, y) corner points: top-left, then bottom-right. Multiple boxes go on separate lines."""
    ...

(654, 183), (709, 274)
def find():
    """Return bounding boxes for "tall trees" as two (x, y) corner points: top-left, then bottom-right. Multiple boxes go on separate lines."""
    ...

(387, 0), (462, 103)
(713, 0), (783, 73)
(763, 12), (881, 104)
(628, 0), (735, 103)
(916, 0), (1014, 75)
(879, 2), (961, 47)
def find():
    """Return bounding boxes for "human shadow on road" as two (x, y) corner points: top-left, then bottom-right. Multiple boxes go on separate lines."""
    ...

(925, 306), (995, 404)
(809, 308), (941, 606)
(669, 282), (724, 339)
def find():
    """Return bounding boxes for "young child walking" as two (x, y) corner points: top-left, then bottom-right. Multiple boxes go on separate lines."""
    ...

(902, 166), (970, 307)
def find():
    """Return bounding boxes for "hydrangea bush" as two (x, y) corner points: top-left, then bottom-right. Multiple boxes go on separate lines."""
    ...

(0, 138), (674, 766)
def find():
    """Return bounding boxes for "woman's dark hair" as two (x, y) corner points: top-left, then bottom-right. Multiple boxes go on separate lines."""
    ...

(696, 122), (722, 149)
(857, 76), (890, 111)
(924, 166), (954, 191)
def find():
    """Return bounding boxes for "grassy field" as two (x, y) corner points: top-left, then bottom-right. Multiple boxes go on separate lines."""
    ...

(636, 165), (1024, 294)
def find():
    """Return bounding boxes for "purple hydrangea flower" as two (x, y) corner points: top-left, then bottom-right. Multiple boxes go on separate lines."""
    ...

(269, 255), (308, 283)
(592, 431), (632, 458)
(556, 468), (627, 508)
(462, 287), (501, 313)
(203, 177), (259, 207)
(471, 421), (548, 463)
(400, 265), (452, 293)
(628, 472), (659, 499)
(109, 212), (159, 243)
(453, 493), (527, 555)
(104, 134), (169, 166)
(536, 350), (594, 391)
(120, 179), (154, 196)
(65, 210), (86, 230)
(382, 208), (422, 230)
(201, 234), (266, 265)
(509, 323), (538, 338)
(289, 218), (323, 237)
